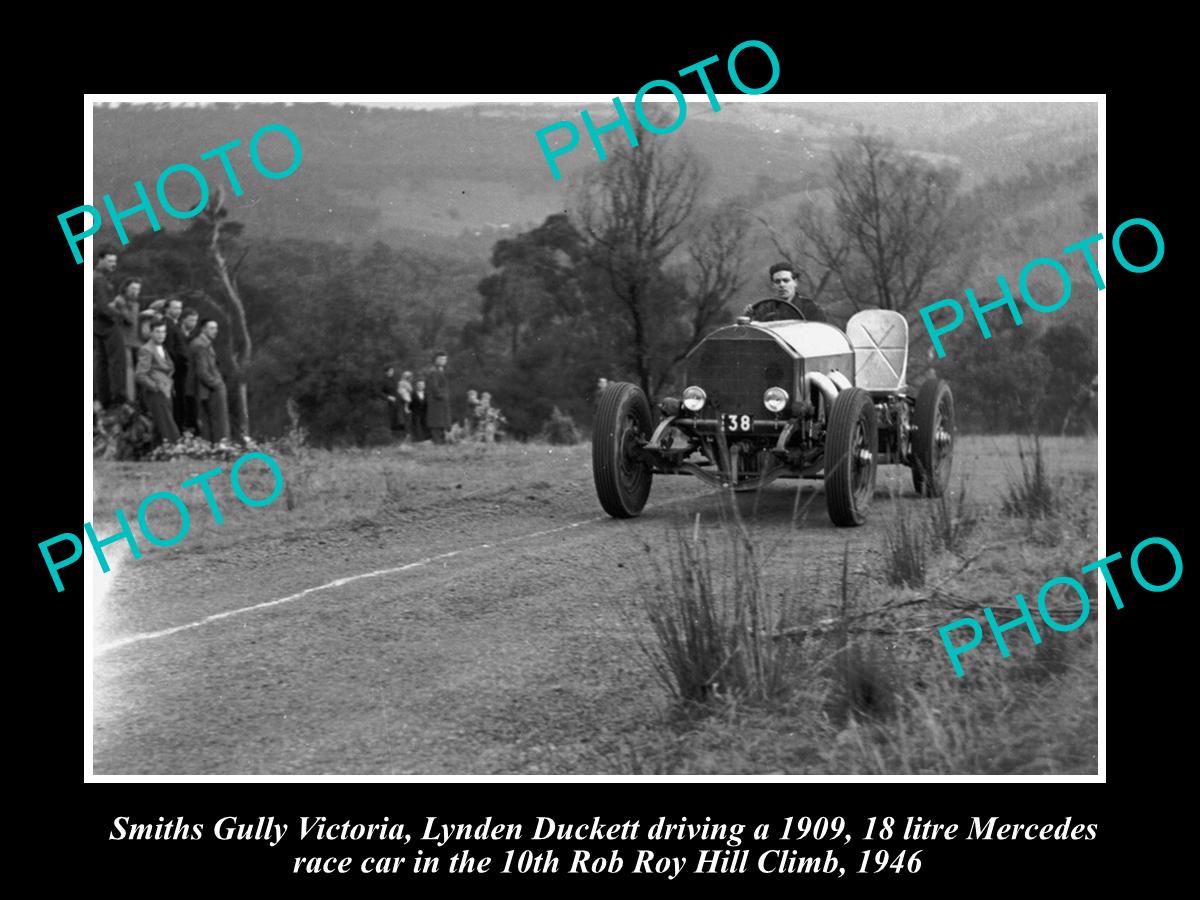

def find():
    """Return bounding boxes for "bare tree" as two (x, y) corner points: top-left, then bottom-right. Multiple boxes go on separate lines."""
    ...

(786, 131), (964, 322)
(201, 186), (254, 438)
(666, 202), (751, 386)
(575, 132), (705, 397)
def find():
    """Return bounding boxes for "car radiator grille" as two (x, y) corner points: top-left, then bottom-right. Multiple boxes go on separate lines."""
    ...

(686, 339), (793, 414)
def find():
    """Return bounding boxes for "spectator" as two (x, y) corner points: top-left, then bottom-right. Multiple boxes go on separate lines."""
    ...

(115, 277), (143, 403)
(163, 298), (190, 430)
(187, 319), (230, 442)
(396, 370), (414, 442)
(410, 378), (430, 442)
(382, 365), (400, 436)
(93, 246), (128, 407)
(464, 389), (481, 437)
(180, 307), (200, 342)
(138, 298), (168, 341)
(426, 350), (452, 445)
(137, 308), (159, 343)
(475, 391), (492, 442)
(479, 391), (506, 443)
(176, 307), (201, 433)
(135, 318), (181, 445)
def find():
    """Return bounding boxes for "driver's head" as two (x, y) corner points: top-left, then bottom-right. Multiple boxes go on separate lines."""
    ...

(769, 262), (800, 302)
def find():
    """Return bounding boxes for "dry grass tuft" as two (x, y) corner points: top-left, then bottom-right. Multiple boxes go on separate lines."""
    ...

(630, 505), (804, 706)
(882, 504), (929, 588)
(1003, 434), (1062, 521)
(928, 478), (979, 555)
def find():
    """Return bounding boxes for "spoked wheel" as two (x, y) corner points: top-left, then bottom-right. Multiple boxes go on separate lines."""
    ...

(824, 387), (878, 526)
(592, 382), (654, 518)
(912, 378), (955, 497)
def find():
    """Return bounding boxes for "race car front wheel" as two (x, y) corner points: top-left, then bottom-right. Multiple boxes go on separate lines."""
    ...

(824, 387), (878, 527)
(912, 378), (955, 497)
(593, 382), (654, 518)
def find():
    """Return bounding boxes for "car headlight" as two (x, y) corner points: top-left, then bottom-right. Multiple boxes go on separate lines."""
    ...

(763, 387), (789, 413)
(682, 386), (707, 412)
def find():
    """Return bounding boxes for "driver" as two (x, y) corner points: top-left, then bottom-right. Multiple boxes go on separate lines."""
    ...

(743, 262), (829, 323)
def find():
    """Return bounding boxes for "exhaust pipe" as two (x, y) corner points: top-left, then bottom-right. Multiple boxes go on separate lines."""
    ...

(803, 371), (839, 418)
(828, 370), (853, 392)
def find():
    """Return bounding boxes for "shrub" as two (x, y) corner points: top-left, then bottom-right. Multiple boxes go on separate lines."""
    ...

(537, 406), (582, 445)
(274, 397), (311, 457)
(93, 402), (157, 460)
(146, 432), (276, 462)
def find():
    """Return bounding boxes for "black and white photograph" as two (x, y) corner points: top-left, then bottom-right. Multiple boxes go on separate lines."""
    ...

(83, 95), (1104, 777)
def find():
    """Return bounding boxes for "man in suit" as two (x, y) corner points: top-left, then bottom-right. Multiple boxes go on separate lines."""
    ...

(409, 378), (429, 442)
(425, 351), (452, 445)
(135, 318), (181, 445)
(187, 319), (230, 442)
(162, 298), (190, 428)
(93, 246), (129, 407)
(116, 277), (143, 404)
(743, 262), (830, 324)
(177, 307), (200, 431)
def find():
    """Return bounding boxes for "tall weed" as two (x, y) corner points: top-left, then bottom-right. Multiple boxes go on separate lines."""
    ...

(634, 510), (802, 706)
(1002, 434), (1062, 520)
(928, 478), (979, 555)
(882, 504), (928, 588)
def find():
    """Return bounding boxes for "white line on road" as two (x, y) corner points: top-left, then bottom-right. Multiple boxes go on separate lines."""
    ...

(96, 514), (609, 656)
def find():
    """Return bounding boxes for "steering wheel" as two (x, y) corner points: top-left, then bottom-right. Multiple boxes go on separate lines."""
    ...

(746, 299), (806, 322)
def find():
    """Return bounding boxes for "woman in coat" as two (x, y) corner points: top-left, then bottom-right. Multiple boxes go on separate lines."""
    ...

(409, 378), (430, 443)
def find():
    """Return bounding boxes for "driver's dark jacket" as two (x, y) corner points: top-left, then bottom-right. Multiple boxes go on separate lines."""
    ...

(795, 297), (828, 324)
(750, 296), (830, 324)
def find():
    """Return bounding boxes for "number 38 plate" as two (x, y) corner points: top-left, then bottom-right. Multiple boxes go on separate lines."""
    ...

(723, 414), (754, 432)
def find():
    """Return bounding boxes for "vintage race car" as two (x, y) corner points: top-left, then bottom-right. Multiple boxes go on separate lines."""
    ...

(592, 301), (954, 526)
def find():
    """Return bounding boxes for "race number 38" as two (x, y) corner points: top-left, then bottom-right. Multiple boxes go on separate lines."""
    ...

(724, 414), (753, 432)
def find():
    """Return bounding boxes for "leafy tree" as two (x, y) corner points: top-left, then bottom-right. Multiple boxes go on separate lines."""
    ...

(1038, 320), (1097, 434)
(250, 243), (402, 446)
(933, 316), (1051, 433)
(471, 215), (608, 436)
(477, 214), (587, 358)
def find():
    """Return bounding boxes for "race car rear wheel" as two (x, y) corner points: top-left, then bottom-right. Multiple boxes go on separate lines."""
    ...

(593, 382), (654, 518)
(912, 378), (955, 497)
(824, 387), (878, 527)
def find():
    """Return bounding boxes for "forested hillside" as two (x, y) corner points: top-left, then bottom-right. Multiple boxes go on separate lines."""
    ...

(98, 103), (1098, 444)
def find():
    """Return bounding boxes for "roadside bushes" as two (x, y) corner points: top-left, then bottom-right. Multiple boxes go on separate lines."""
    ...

(606, 434), (1099, 774)
(537, 407), (582, 445)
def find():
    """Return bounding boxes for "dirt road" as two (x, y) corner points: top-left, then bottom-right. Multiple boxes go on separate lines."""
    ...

(90, 438), (1095, 774)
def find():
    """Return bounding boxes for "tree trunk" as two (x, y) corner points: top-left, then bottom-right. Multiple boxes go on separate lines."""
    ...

(207, 185), (254, 439)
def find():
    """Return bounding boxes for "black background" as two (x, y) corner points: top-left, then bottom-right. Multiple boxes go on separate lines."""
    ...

(29, 27), (1178, 890)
